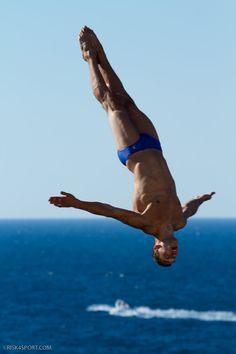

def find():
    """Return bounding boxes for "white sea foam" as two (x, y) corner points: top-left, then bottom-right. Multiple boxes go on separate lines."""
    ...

(87, 299), (236, 322)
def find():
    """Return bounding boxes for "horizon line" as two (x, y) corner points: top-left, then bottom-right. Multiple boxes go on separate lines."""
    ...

(0, 217), (236, 221)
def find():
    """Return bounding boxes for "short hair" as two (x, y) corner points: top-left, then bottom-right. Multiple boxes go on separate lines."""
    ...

(152, 248), (172, 267)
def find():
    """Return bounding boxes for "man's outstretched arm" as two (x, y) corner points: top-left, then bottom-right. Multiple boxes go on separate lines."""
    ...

(49, 191), (147, 231)
(182, 192), (215, 219)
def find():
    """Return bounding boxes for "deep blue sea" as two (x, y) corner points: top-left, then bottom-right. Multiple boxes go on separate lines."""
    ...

(0, 219), (236, 354)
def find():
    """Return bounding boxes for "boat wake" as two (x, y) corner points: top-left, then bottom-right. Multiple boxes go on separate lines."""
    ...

(87, 300), (236, 322)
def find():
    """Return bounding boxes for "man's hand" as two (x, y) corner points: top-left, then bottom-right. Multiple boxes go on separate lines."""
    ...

(193, 192), (215, 202)
(183, 191), (215, 219)
(49, 191), (80, 208)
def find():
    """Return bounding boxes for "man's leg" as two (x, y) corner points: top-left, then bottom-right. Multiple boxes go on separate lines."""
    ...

(85, 27), (160, 140)
(82, 27), (128, 96)
(79, 28), (139, 151)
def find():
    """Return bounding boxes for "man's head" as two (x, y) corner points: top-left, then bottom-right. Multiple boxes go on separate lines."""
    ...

(152, 228), (178, 267)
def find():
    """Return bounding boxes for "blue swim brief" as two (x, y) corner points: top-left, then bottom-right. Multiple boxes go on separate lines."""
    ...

(117, 133), (162, 166)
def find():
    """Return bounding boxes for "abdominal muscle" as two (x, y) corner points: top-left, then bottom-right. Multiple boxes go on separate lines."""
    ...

(126, 149), (178, 213)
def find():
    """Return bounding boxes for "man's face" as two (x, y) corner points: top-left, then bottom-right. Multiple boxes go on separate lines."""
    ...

(155, 236), (178, 265)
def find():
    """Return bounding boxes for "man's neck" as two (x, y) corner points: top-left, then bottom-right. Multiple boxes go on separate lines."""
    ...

(157, 223), (174, 241)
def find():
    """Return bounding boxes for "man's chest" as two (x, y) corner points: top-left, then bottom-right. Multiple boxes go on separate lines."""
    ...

(142, 198), (185, 233)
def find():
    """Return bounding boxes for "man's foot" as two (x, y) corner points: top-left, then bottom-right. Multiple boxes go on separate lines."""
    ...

(79, 26), (96, 61)
(83, 26), (107, 66)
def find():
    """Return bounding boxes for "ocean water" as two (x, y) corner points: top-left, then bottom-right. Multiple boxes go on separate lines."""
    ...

(0, 218), (235, 354)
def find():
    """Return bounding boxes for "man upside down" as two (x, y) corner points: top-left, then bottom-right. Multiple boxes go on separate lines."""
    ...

(49, 26), (215, 267)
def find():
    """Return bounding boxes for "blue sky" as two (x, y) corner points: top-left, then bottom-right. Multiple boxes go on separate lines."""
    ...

(1, 0), (235, 218)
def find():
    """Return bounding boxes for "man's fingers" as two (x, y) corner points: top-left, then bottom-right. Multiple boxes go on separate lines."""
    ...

(205, 192), (215, 200)
(49, 197), (61, 203)
(48, 197), (65, 208)
(202, 192), (216, 201)
(49, 192), (74, 199)
(193, 192), (216, 202)
(49, 192), (77, 209)
(60, 191), (73, 197)
(52, 203), (62, 208)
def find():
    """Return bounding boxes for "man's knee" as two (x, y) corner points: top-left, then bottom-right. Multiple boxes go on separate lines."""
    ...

(93, 85), (106, 103)
(103, 91), (130, 111)
(92, 87), (122, 111)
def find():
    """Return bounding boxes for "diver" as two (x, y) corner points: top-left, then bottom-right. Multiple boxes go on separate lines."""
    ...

(49, 26), (215, 266)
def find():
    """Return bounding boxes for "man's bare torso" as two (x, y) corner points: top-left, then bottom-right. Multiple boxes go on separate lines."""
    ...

(127, 149), (186, 233)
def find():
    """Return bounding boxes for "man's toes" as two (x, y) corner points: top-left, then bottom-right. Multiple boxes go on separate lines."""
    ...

(86, 26), (94, 35)
(82, 26), (91, 34)
(79, 26), (86, 37)
(86, 26), (96, 35)
(79, 33), (86, 46)
(79, 31), (85, 39)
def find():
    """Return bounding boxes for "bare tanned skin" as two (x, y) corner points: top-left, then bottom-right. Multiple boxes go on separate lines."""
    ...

(49, 26), (215, 266)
